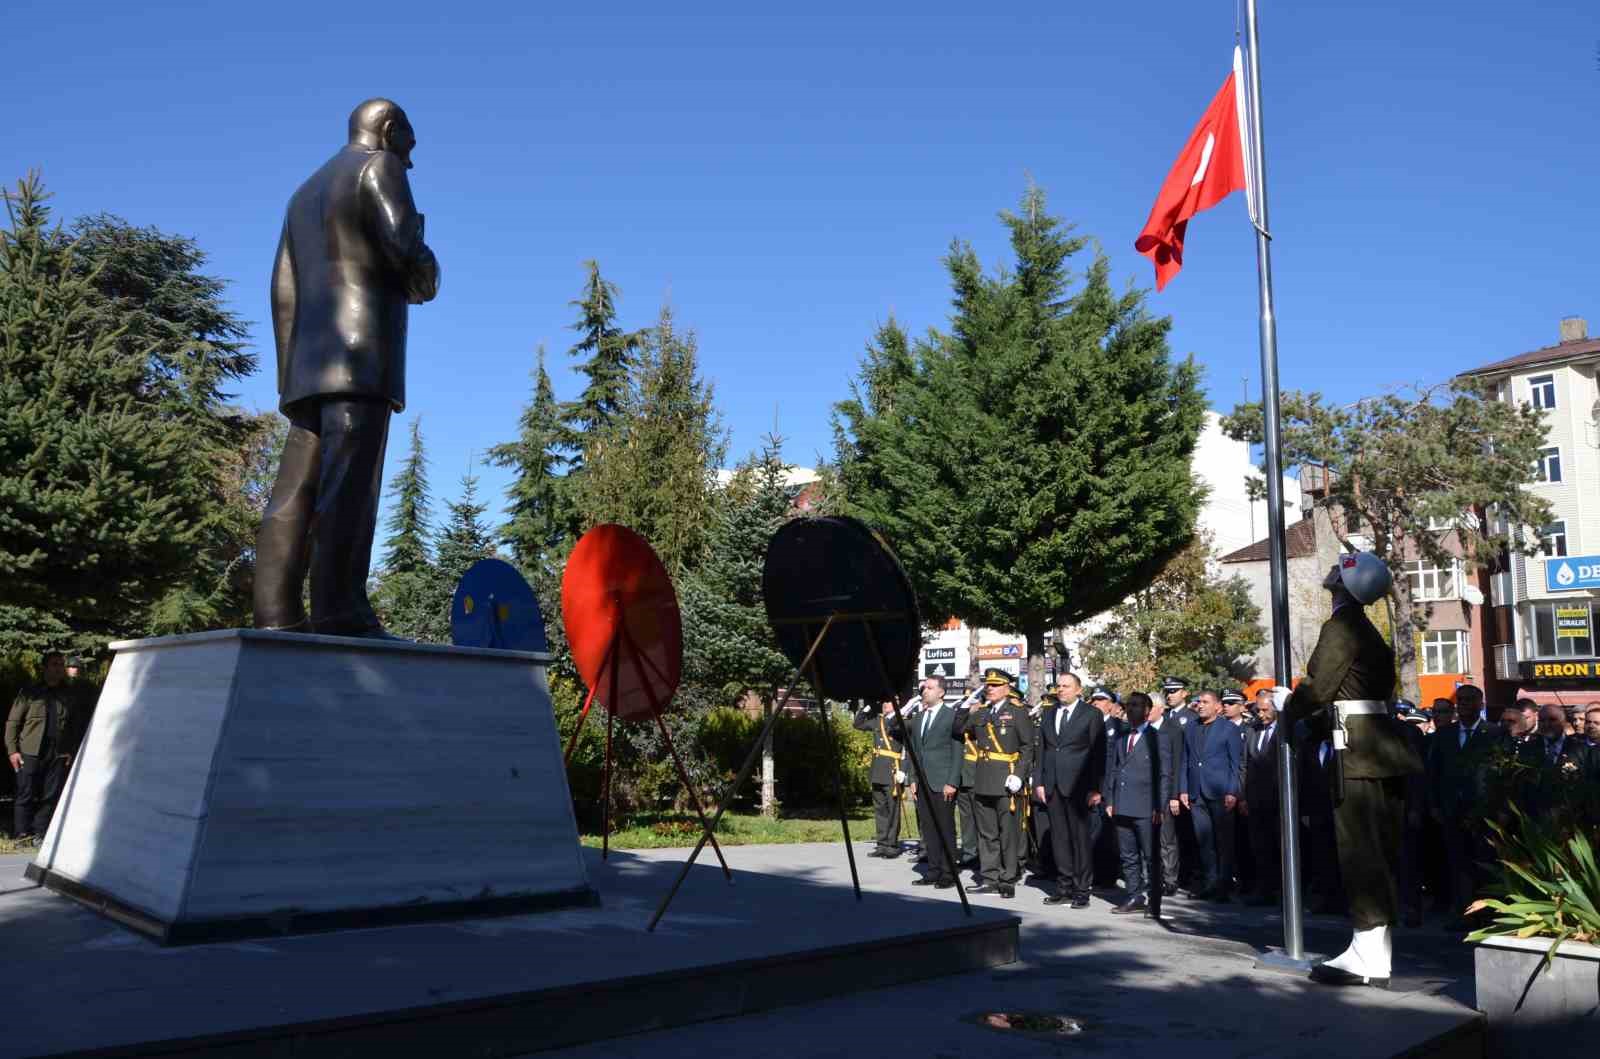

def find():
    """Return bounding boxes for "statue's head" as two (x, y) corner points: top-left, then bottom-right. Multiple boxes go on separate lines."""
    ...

(348, 98), (417, 169)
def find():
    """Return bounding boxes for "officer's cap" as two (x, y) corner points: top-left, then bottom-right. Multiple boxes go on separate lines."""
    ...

(1160, 676), (1187, 692)
(981, 667), (1013, 686)
(1089, 687), (1118, 704)
(1220, 691), (1245, 705)
(1037, 691), (1060, 706)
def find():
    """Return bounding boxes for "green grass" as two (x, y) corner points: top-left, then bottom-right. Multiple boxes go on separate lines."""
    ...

(0, 836), (35, 855)
(580, 810), (879, 849)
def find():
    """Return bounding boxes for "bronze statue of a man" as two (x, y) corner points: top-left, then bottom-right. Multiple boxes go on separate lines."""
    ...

(254, 98), (440, 638)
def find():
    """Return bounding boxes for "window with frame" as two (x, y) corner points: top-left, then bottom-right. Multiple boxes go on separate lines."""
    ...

(1535, 447), (1563, 483)
(1404, 559), (1459, 601)
(1528, 601), (1596, 658)
(1421, 630), (1469, 675)
(1539, 521), (1568, 557)
(1529, 374), (1556, 410)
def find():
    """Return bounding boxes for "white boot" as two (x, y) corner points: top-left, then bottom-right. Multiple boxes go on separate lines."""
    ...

(1312, 925), (1391, 988)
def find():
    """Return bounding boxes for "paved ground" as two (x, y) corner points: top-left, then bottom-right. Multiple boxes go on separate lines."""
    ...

(531, 841), (1482, 1059)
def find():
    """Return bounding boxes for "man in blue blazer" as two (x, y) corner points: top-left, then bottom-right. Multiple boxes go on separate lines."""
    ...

(1033, 672), (1107, 907)
(1106, 692), (1166, 916)
(1178, 690), (1242, 901)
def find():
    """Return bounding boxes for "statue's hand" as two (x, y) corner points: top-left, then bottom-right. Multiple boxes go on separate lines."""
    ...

(407, 247), (440, 304)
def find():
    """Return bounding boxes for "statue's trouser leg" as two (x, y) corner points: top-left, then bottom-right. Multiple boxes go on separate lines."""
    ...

(1334, 776), (1405, 930)
(253, 405), (322, 630)
(309, 399), (392, 634)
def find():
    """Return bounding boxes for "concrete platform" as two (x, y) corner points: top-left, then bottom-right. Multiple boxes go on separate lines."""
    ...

(0, 844), (1017, 1058)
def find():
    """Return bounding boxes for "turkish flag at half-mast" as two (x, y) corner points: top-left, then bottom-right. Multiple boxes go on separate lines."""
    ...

(1135, 47), (1253, 290)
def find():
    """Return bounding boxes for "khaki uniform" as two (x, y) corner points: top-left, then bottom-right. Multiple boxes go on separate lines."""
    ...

(1282, 604), (1423, 929)
(852, 707), (905, 854)
(955, 702), (1037, 887)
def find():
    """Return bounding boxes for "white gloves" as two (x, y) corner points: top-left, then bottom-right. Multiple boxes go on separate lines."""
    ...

(1004, 774), (1023, 794)
(894, 770), (907, 785)
(1271, 686), (1291, 711)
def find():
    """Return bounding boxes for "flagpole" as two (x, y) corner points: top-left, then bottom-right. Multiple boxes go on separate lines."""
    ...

(1241, 0), (1315, 972)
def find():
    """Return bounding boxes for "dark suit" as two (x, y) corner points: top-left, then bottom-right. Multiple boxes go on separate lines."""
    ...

(1181, 717), (1242, 895)
(1037, 699), (1107, 896)
(1107, 723), (1165, 905)
(1513, 735), (1596, 816)
(895, 704), (960, 882)
(1242, 720), (1282, 898)
(1281, 603), (1422, 930)
(1151, 714), (1183, 886)
(1163, 704), (1200, 885)
(1089, 716), (1125, 885)
(1426, 718), (1505, 917)
(255, 140), (440, 634)
(853, 706), (904, 854)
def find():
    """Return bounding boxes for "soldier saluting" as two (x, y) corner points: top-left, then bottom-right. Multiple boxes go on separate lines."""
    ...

(854, 696), (910, 859)
(1274, 552), (1423, 989)
(953, 669), (1037, 899)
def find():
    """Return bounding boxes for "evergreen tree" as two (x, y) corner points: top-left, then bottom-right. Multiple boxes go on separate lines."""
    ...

(0, 173), (214, 653)
(834, 186), (1207, 697)
(576, 303), (726, 571)
(488, 345), (568, 574)
(426, 468), (500, 643)
(561, 260), (641, 460)
(370, 418), (438, 640)
(1079, 533), (1266, 693)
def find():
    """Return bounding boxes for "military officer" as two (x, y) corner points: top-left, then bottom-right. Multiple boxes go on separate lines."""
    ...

(953, 669), (1037, 898)
(1275, 552), (1424, 989)
(855, 698), (910, 858)
(954, 686), (982, 871)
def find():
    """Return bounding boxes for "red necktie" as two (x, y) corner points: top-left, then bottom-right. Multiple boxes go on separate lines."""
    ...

(1126, 732), (1135, 755)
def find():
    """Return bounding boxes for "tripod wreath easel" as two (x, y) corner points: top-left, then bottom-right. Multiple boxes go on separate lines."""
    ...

(649, 516), (971, 931)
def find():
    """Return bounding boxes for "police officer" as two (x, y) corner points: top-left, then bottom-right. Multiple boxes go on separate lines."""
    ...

(1275, 553), (1424, 989)
(1158, 676), (1196, 891)
(854, 697), (910, 858)
(954, 669), (1036, 898)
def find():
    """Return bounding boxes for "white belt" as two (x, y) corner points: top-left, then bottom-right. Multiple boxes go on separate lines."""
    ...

(1333, 699), (1388, 718)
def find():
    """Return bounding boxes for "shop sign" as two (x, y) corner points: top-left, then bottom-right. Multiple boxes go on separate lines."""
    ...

(1556, 606), (1592, 639)
(976, 644), (1023, 659)
(924, 647), (956, 660)
(1523, 660), (1600, 680)
(1545, 556), (1600, 592)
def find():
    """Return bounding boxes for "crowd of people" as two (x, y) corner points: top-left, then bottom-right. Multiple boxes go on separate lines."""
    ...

(855, 670), (1600, 929)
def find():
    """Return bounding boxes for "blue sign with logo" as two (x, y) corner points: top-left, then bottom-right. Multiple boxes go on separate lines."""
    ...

(1545, 556), (1600, 592)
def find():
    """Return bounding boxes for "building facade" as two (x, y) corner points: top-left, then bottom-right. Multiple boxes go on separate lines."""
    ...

(1459, 316), (1600, 706)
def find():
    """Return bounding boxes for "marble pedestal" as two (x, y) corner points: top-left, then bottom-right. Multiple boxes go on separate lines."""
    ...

(26, 629), (595, 943)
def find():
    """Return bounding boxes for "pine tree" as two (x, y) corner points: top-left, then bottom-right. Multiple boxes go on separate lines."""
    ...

(834, 185), (1207, 697)
(488, 345), (569, 574)
(575, 302), (726, 571)
(561, 260), (640, 460)
(435, 469), (498, 591)
(370, 417), (438, 640)
(0, 173), (214, 653)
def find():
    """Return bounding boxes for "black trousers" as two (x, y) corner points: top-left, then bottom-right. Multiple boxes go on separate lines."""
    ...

(956, 786), (977, 860)
(974, 793), (1021, 885)
(254, 398), (392, 634)
(1045, 789), (1093, 895)
(1115, 814), (1160, 902)
(14, 752), (68, 837)
(1176, 803), (1200, 885)
(1439, 815), (1490, 917)
(1303, 813), (1343, 907)
(916, 787), (958, 882)
(1158, 803), (1180, 884)
(1029, 797), (1056, 876)
(1191, 795), (1235, 892)
(1247, 802), (1282, 896)
(870, 784), (901, 852)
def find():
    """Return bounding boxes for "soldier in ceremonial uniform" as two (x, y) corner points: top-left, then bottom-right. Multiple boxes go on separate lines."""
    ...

(953, 669), (1036, 898)
(1275, 552), (1424, 989)
(954, 687), (982, 871)
(855, 698), (909, 858)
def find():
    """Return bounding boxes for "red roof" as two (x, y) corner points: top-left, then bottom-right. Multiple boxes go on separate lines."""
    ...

(1218, 517), (1319, 564)
(1458, 337), (1600, 378)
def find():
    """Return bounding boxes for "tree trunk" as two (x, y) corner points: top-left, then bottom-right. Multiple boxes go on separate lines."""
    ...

(1025, 625), (1047, 705)
(760, 695), (777, 817)
(1389, 581), (1423, 705)
(967, 621), (981, 685)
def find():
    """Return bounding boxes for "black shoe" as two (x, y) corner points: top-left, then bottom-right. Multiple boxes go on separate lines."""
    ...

(934, 878), (957, 890)
(957, 856), (979, 869)
(967, 883), (998, 894)
(1162, 883), (1179, 897)
(1309, 963), (1389, 990)
(866, 850), (884, 858)
(1111, 896), (1147, 915)
(1071, 892), (1091, 908)
(998, 885), (1015, 899)
(1043, 892), (1074, 906)
(880, 851), (902, 861)
(911, 877), (936, 886)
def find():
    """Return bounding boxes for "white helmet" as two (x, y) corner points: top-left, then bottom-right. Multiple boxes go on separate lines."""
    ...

(1335, 551), (1391, 605)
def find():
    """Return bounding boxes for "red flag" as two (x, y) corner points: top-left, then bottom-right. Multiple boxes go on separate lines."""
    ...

(1135, 50), (1252, 290)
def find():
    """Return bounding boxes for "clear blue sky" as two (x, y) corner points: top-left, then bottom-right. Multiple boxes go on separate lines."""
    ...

(5, 1), (1596, 537)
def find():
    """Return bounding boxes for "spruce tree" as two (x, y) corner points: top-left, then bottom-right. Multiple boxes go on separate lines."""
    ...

(488, 346), (569, 574)
(561, 260), (640, 458)
(576, 303), (726, 572)
(835, 185), (1207, 696)
(0, 173), (212, 653)
(370, 417), (438, 640)
(425, 468), (500, 644)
